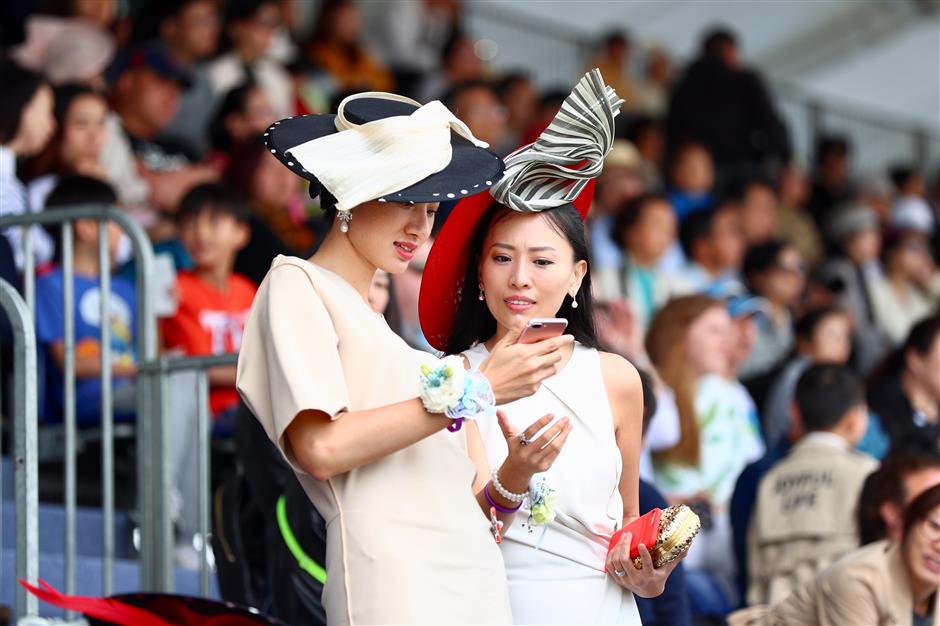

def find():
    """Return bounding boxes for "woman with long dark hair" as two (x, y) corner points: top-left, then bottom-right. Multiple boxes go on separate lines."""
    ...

(236, 91), (575, 624)
(0, 62), (57, 270)
(419, 70), (685, 624)
(869, 314), (940, 450)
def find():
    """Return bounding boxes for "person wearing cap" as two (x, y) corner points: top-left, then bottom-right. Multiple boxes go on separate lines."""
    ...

(418, 70), (685, 624)
(818, 201), (892, 374)
(109, 44), (219, 213)
(235, 92), (576, 624)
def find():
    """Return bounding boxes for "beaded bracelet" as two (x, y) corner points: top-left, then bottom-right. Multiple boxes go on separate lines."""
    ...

(484, 482), (523, 514)
(490, 469), (527, 503)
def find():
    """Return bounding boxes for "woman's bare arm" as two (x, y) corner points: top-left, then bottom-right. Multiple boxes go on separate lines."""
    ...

(599, 351), (644, 525)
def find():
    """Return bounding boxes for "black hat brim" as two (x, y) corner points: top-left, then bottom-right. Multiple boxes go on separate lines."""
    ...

(263, 98), (504, 203)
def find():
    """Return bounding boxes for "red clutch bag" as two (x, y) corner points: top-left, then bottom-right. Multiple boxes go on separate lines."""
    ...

(608, 507), (662, 560)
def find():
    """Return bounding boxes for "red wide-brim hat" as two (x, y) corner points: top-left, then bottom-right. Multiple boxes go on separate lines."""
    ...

(418, 179), (595, 352)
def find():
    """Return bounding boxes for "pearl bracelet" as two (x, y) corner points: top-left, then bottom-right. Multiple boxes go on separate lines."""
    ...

(491, 469), (527, 503)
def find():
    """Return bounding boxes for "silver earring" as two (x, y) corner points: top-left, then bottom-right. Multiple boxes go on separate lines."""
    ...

(570, 292), (579, 308)
(478, 285), (485, 301)
(338, 209), (352, 233)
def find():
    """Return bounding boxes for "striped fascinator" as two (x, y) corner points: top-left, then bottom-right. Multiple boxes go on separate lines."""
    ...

(490, 68), (624, 213)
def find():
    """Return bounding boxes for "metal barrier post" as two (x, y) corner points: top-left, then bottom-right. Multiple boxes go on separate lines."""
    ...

(196, 371), (211, 595)
(0, 279), (39, 619)
(97, 220), (115, 595)
(61, 222), (77, 617)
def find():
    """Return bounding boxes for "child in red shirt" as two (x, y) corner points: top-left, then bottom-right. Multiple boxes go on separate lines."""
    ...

(162, 183), (256, 419)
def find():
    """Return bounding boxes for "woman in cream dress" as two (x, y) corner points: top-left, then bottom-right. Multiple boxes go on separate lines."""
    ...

(237, 93), (573, 624)
(419, 70), (686, 624)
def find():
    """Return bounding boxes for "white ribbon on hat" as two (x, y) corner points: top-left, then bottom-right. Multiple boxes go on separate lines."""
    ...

(286, 92), (489, 212)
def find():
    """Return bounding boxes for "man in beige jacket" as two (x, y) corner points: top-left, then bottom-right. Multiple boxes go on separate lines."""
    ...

(747, 364), (877, 605)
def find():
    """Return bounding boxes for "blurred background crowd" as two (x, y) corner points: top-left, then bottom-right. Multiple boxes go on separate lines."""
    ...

(0, 0), (939, 624)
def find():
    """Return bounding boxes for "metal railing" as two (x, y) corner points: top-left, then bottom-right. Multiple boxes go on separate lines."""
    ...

(0, 279), (39, 618)
(0, 205), (174, 620)
(139, 352), (238, 597)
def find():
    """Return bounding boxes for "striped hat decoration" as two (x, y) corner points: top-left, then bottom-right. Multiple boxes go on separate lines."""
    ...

(489, 68), (624, 213)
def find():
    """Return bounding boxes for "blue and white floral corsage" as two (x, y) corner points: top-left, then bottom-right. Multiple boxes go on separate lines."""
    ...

(419, 355), (495, 431)
(524, 476), (559, 549)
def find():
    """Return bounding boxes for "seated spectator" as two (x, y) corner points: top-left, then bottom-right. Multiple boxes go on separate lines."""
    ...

(678, 203), (746, 296)
(161, 183), (256, 423)
(207, 0), (294, 119)
(207, 82), (276, 160)
(890, 163), (929, 200)
(625, 115), (666, 192)
(731, 483), (940, 625)
(819, 201), (891, 374)
(0, 62), (57, 271)
(739, 240), (806, 381)
(667, 141), (715, 220)
(110, 44), (219, 213)
(858, 444), (940, 545)
(806, 134), (855, 233)
(747, 364), (877, 606)
(598, 194), (686, 329)
(305, 0), (393, 96)
(762, 306), (853, 449)
(775, 164), (823, 268)
(588, 30), (642, 112)
(634, 368), (692, 626)
(730, 176), (779, 247)
(225, 136), (317, 285)
(416, 33), (485, 104)
(868, 315), (940, 450)
(588, 140), (646, 273)
(152, 0), (223, 159)
(636, 47), (673, 117)
(647, 295), (765, 612)
(24, 84), (108, 209)
(35, 176), (136, 424)
(359, 0), (458, 96)
(871, 228), (940, 345)
(495, 72), (537, 152)
(443, 80), (508, 154)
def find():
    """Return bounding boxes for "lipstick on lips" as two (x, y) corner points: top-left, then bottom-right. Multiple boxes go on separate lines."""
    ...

(504, 295), (535, 312)
(394, 241), (417, 261)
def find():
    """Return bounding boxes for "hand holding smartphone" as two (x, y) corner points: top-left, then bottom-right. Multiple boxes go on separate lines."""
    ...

(518, 318), (568, 344)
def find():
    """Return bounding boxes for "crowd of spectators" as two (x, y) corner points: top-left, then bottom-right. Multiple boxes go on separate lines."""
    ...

(1, 1), (939, 624)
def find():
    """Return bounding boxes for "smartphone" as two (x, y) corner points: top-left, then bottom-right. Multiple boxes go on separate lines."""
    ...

(518, 318), (568, 344)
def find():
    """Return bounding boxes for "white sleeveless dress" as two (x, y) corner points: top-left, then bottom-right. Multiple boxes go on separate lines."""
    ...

(465, 343), (642, 625)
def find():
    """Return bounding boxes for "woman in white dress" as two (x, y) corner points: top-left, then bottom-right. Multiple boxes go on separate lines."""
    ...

(419, 70), (686, 624)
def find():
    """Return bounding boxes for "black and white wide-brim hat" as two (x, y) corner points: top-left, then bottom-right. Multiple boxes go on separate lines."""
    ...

(263, 93), (505, 211)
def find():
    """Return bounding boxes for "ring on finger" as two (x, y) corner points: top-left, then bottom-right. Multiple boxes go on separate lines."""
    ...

(614, 569), (626, 577)
(518, 433), (530, 447)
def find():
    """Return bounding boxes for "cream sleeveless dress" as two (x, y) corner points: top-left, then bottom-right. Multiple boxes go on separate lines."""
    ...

(237, 257), (512, 625)
(465, 343), (641, 625)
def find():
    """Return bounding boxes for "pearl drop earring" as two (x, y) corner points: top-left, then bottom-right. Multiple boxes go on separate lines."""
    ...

(338, 210), (352, 233)
(570, 292), (579, 308)
(478, 285), (485, 301)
